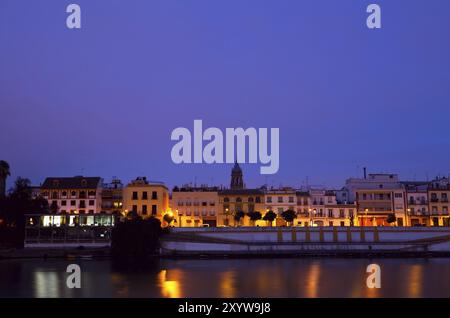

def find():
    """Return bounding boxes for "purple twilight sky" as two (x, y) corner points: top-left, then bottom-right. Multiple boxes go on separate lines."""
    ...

(1, 0), (450, 190)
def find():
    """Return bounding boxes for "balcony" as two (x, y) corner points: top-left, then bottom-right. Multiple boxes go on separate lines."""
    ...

(408, 200), (428, 205)
(430, 211), (449, 216)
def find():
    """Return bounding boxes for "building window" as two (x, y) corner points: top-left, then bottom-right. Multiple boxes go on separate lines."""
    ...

(152, 191), (158, 200)
(267, 196), (272, 203)
(202, 201), (207, 206)
(328, 209), (333, 218)
(339, 209), (345, 218)
(289, 196), (294, 203)
(142, 205), (147, 215)
(132, 192), (138, 200)
(89, 200), (94, 206)
(151, 205), (157, 215)
(395, 193), (403, 198)
(70, 200), (76, 206)
(255, 197), (261, 203)
(142, 192), (148, 200)
(52, 191), (58, 199)
(71, 191), (77, 197)
(61, 200), (67, 206)
(278, 197), (283, 203)
(79, 191), (86, 199)
(132, 205), (137, 213)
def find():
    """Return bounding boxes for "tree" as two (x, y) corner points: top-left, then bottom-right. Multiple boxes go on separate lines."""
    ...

(0, 160), (10, 199)
(0, 177), (48, 248)
(163, 212), (174, 226)
(263, 210), (277, 226)
(111, 216), (162, 258)
(234, 211), (245, 226)
(50, 201), (59, 214)
(281, 209), (297, 226)
(9, 177), (32, 201)
(386, 213), (396, 224)
(247, 211), (262, 226)
(126, 210), (139, 220)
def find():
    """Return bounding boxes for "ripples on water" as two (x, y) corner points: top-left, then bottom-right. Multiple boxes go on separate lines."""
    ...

(1, 258), (450, 298)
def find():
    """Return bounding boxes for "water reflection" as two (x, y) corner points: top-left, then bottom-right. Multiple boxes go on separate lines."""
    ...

(0, 258), (450, 298)
(219, 271), (236, 298)
(34, 271), (60, 298)
(305, 262), (320, 298)
(408, 265), (423, 298)
(158, 270), (181, 298)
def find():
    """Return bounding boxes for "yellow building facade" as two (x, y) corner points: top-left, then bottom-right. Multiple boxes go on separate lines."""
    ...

(171, 186), (220, 227)
(122, 177), (169, 222)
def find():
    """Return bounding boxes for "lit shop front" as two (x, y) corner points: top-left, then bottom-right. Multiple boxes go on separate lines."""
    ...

(24, 214), (115, 245)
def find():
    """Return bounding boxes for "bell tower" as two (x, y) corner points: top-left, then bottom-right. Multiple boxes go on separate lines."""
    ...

(230, 162), (244, 190)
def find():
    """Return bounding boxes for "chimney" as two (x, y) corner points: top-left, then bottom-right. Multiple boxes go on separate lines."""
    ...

(363, 167), (367, 179)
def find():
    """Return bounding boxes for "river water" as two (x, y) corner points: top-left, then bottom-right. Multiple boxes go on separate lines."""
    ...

(1, 258), (450, 298)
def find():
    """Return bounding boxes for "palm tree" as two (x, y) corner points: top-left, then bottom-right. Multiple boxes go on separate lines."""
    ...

(0, 160), (10, 199)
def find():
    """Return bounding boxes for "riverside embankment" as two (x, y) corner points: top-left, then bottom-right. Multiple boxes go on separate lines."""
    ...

(160, 227), (450, 257)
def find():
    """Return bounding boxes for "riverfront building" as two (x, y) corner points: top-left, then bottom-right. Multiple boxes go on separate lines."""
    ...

(33, 167), (450, 228)
(403, 181), (430, 226)
(40, 176), (103, 214)
(427, 177), (450, 227)
(171, 185), (220, 227)
(295, 189), (356, 227)
(122, 177), (169, 220)
(101, 178), (123, 214)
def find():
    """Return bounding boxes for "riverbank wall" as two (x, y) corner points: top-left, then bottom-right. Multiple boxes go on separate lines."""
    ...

(160, 227), (450, 257)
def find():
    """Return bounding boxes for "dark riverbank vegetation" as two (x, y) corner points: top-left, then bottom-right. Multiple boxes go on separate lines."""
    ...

(0, 167), (50, 248)
(111, 214), (164, 259)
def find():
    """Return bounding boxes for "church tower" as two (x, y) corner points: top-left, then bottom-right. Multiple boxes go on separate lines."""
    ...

(230, 162), (244, 190)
